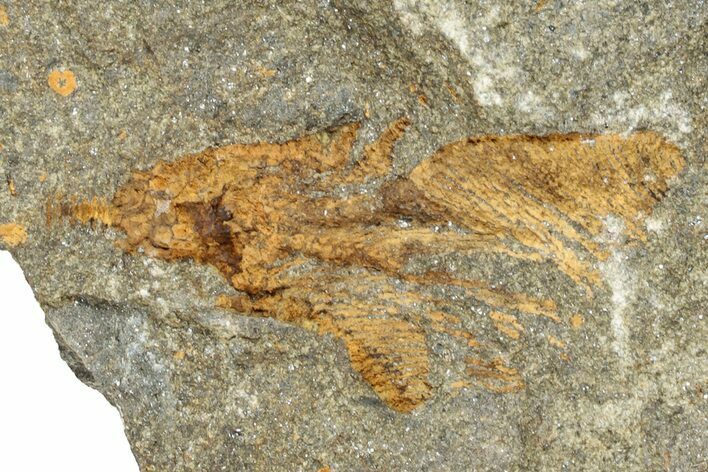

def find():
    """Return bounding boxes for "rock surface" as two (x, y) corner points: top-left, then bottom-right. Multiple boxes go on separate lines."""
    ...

(1, 1), (706, 470)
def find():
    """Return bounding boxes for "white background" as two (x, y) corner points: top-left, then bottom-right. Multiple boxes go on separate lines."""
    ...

(0, 251), (138, 471)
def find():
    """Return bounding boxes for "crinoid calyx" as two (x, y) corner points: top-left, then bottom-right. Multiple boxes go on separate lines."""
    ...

(50, 119), (684, 412)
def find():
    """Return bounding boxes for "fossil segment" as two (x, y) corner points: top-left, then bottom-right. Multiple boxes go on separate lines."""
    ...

(56, 120), (684, 412)
(0, 223), (28, 247)
(410, 132), (685, 287)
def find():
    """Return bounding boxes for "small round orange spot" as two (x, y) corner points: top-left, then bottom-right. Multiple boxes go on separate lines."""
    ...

(548, 335), (566, 349)
(570, 313), (585, 329)
(48, 69), (77, 97)
(173, 350), (186, 361)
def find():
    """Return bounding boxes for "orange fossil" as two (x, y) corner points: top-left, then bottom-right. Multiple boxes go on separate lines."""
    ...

(53, 118), (684, 412)
(0, 223), (27, 247)
(47, 69), (77, 97)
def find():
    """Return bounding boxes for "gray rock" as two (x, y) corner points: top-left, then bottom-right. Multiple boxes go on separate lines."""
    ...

(1, 1), (705, 470)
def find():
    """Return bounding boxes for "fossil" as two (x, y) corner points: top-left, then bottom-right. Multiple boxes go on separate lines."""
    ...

(50, 119), (684, 412)
(0, 223), (27, 247)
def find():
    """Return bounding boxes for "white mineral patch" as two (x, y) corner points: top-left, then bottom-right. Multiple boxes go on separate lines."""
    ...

(593, 398), (642, 432)
(517, 91), (551, 116)
(393, 0), (519, 109)
(392, 0), (425, 36)
(597, 216), (635, 363)
(602, 250), (634, 361)
(472, 73), (503, 107)
(155, 199), (171, 216)
(435, 4), (470, 55)
(148, 263), (165, 277)
(645, 215), (664, 234)
(570, 44), (590, 61)
(595, 90), (692, 138)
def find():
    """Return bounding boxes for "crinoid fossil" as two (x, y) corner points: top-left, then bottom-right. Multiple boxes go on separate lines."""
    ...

(51, 119), (684, 412)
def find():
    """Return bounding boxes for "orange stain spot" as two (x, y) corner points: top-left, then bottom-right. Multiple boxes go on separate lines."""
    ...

(446, 83), (460, 103)
(48, 69), (77, 97)
(548, 335), (566, 349)
(450, 380), (471, 390)
(489, 311), (524, 340)
(570, 313), (585, 329)
(467, 357), (525, 393)
(0, 223), (27, 247)
(449, 379), (471, 398)
(255, 65), (277, 78)
(0, 6), (8, 27)
(429, 310), (459, 324)
(534, 0), (550, 12)
(216, 294), (232, 309)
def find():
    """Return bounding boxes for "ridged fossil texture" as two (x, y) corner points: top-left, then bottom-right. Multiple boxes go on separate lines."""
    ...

(50, 119), (684, 412)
